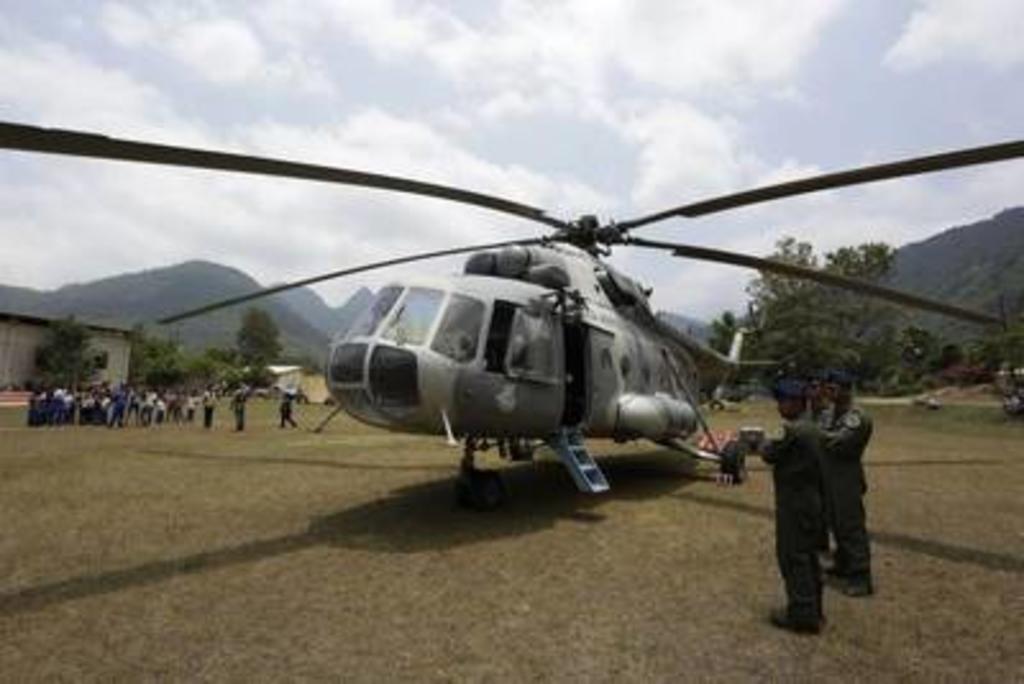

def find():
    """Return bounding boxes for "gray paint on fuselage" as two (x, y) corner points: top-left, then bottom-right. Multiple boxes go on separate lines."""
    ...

(325, 242), (734, 441)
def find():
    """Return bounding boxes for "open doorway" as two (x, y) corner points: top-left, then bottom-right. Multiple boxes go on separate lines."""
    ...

(562, 323), (588, 426)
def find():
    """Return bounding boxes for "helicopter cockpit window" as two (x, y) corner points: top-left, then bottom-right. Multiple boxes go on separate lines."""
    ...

(381, 287), (444, 346)
(431, 294), (485, 363)
(505, 307), (557, 381)
(347, 286), (402, 339)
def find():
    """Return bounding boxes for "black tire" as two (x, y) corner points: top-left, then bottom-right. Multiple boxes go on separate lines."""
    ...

(455, 470), (506, 511)
(508, 438), (533, 462)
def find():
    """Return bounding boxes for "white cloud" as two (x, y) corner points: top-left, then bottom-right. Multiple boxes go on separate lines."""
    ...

(0, 37), (610, 304)
(0, 38), (199, 140)
(100, 2), (336, 94)
(623, 102), (752, 211)
(271, 0), (844, 120)
(886, 0), (1024, 70)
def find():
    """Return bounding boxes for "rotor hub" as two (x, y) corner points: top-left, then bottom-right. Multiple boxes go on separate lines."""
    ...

(557, 214), (625, 251)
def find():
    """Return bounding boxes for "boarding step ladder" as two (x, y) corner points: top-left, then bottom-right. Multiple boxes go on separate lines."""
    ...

(548, 428), (610, 494)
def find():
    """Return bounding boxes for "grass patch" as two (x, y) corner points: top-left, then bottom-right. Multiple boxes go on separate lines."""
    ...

(0, 400), (1021, 680)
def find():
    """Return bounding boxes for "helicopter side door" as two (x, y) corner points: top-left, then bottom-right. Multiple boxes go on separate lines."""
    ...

(451, 299), (565, 437)
(583, 326), (618, 435)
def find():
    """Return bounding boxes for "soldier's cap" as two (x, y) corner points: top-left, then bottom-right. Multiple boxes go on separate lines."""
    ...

(771, 378), (807, 401)
(825, 368), (856, 388)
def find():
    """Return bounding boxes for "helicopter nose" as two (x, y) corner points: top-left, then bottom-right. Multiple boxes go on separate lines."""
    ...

(368, 345), (419, 407)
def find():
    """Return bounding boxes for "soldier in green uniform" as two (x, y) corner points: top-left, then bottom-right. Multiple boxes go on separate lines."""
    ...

(759, 378), (826, 634)
(822, 369), (874, 597)
(806, 371), (833, 555)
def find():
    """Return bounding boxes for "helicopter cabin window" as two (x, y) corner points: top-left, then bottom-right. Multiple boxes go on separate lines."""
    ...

(505, 307), (557, 381)
(431, 294), (485, 363)
(381, 287), (445, 346)
(347, 286), (402, 339)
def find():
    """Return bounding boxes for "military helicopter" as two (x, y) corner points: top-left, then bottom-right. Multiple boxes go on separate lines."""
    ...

(1, 122), (1020, 509)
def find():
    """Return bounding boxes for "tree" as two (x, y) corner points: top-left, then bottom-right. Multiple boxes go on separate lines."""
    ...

(708, 310), (739, 356)
(969, 317), (1024, 371)
(35, 317), (98, 388)
(129, 326), (186, 388)
(236, 308), (281, 367)
(746, 238), (846, 376)
(746, 238), (900, 384)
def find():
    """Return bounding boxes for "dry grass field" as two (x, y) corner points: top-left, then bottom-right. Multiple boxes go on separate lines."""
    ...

(0, 399), (1021, 681)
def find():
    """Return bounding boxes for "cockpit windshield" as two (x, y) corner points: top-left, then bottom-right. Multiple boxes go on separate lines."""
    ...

(347, 286), (402, 339)
(381, 287), (445, 346)
(431, 294), (485, 363)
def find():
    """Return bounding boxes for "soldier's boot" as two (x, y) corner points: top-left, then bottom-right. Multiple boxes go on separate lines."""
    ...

(769, 607), (822, 635)
(841, 573), (874, 597)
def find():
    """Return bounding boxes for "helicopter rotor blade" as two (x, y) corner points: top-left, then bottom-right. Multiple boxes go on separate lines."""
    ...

(158, 238), (548, 324)
(617, 139), (1024, 231)
(628, 237), (1000, 326)
(0, 122), (567, 230)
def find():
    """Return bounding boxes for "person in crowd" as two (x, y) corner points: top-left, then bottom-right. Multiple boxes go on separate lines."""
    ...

(231, 385), (248, 432)
(202, 387), (216, 429)
(154, 394), (166, 425)
(186, 392), (197, 423)
(279, 390), (298, 429)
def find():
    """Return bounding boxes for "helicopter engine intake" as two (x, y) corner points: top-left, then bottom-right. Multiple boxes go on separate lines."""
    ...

(614, 392), (698, 441)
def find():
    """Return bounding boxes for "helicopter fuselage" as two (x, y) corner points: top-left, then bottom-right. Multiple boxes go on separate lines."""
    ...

(326, 243), (732, 443)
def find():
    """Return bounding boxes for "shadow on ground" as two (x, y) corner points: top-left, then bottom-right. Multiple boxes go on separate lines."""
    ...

(674, 491), (1024, 575)
(0, 451), (697, 617)
(138, 448), (454, 473)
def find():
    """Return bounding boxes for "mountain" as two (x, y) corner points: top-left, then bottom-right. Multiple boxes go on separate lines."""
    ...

(657, 312), (711, 344)
(889, 207), (1024, 337)
(276, 285), (373, 339)
(0, 261), (373, 364)
(2, 206), (1019, 360)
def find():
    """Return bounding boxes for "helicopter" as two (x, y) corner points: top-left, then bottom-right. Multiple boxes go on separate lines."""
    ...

(1, 122), (1020, 509)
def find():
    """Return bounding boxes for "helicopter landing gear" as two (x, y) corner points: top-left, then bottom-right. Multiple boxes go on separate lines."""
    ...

(455, 438), (506, 511)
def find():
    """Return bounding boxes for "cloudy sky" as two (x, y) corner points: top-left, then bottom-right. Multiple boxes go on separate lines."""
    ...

(1, 0), (1022, 319)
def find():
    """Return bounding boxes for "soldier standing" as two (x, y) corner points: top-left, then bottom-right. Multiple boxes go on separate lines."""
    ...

(822, 369), (874, 596)
(231, 385), (248, 432)
(279, 391), (298, 429)
(760, 378), (826, 634)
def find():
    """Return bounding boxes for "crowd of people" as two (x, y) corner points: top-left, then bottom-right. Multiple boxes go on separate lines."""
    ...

(24, 385), (302, 431)
(26, 386), (212, 428)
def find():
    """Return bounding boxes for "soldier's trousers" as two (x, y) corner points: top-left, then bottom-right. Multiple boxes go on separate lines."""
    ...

(777, 548), (823, 623)
(831, 489), (871, 579)
(776, 510), (823, 623)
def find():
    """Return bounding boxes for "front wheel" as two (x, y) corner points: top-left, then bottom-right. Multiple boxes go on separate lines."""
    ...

(455, 470), (506, 511)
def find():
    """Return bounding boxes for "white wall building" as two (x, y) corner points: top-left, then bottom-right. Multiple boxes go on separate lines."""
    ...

(0, 311), (132, 388)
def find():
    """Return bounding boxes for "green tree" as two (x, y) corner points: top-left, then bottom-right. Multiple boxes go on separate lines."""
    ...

(746, 238), (845, 376)
(236, 308), (281, 367)
(746, 238), (900, 384)
(129, 327), (186, 388)
(708, 310), (739, 355)
(35, 317), (98, 388)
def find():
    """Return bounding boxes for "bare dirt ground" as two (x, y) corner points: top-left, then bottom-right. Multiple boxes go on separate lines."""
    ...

(1, 401), (1021, 681)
